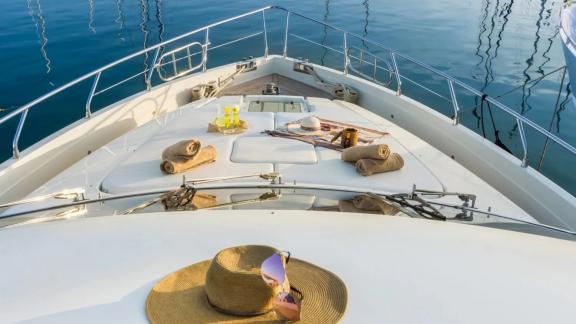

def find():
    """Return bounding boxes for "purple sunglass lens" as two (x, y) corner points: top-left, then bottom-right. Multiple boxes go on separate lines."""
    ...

(261, 253), (285, 287)
(273, 291), (301, 321)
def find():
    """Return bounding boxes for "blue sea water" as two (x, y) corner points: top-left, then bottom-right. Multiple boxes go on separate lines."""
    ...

(0, 0), (574, 193)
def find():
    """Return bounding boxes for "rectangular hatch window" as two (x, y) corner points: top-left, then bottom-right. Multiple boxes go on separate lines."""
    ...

(247, 100), (303, 113)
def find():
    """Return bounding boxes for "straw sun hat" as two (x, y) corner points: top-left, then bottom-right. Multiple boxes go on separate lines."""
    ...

(287, 116), (324, 136)
(146, 245), (347, 323)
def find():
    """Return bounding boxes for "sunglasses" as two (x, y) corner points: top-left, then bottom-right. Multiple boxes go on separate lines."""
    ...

(260, 251), (303, 321)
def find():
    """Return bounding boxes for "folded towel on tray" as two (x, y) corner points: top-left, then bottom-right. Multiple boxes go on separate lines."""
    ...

(160, 139), (216, 174)
(162, 139), (201, 159)
(341, 144), (390, 162)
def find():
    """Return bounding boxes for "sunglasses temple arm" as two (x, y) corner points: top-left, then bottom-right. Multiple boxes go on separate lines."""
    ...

(290, 286), (304, 300)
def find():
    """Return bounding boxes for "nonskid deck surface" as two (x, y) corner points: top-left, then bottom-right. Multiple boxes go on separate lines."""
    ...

(218, 73), (333, 98)
(1, 94), (531, 224)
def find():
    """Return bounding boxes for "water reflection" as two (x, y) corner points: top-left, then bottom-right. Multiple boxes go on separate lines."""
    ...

(140, 0), (151, 87)
(518, 0), (547, 116)
(474, 1), (514, 104)
(473, 0), (490, 68)
(115, 0), (126, 42)
(471, 0), (569, 138)
(494, 1), (514, 60)
(362, 0), (370, 44)
(473, 0), (507, 141)
(26, 0), (52, 74)
(320, 0), (331, 65)
(519, 0), (559, 118)
(554, 83), (572, 132)
(88, 0), (96, 34)
(155, 0), (166, 44)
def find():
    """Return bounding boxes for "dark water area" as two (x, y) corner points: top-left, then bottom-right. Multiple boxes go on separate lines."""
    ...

(0, 0), (574, 194)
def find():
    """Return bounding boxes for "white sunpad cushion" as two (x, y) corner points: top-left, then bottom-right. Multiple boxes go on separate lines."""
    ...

(275, 100), (387, 132)
(276, 136), (444, 193)
(276, 98), (370, 126)
(101, 108), (275, 194)
(307, 98), (391, 127)
(231, 136), (318, 164)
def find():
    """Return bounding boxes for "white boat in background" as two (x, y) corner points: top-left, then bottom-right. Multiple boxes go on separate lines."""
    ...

(1, 6), (575, 323)
(561, 1), (576, 98)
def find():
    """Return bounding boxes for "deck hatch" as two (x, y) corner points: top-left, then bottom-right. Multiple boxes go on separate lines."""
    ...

(248, 100), (303, 113)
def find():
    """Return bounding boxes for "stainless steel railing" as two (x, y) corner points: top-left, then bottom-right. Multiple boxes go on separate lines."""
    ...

(1, 6), (273, 159)
(1, 5), (575, 175)
(276, 6), (576, 168)
(156, 42), (206, 81)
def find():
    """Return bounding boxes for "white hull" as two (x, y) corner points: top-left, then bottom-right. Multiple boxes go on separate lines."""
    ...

(561, 3), (576, 99)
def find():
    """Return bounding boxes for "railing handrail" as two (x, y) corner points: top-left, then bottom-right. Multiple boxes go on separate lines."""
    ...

(271, 6), (576, 158)
(2, 5), (576, 165)
(0, 5), (273, 126)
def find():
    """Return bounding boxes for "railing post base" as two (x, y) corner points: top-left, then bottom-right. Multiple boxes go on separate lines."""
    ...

(343, 33), (349, 75)
(203, 28), (210, 72)
(85, 72), (101, 119)
(12, 109), (29, 160)
(390, 52), (402, 96)
(517, 118), (529, 168)
(448, 80), (460, 125)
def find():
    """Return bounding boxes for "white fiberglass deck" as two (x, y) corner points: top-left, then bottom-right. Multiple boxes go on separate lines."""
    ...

(101, 96), (442, 194)
(1, 211), (575, 323)
(11, 95), (530, 220)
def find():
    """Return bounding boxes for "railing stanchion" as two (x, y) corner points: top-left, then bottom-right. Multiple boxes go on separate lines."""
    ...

(390, 52), (402, 95)
(172, 53), (178, 76)
(373, 57), (377, 81)
(146, 47), (160, 91)
(447, 80), (460, 125)
(12, 109), (29, 159)
(283, 12), (290, 57)
(186, 47), (192, 69)
(262, 10), (269, 58)
(203, 28), (210, 72)
(538, 66), (567, 170)
(517, 118), (528, 167)
(343, 32), (349, 75)
(85, 72), (101, 119)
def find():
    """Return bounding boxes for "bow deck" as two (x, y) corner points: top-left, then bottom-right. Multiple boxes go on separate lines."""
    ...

(4, 90), (530, 222)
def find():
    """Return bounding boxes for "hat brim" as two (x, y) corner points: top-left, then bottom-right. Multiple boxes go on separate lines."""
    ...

(286, 124), (324, 136)
(146, 258), (347, 323)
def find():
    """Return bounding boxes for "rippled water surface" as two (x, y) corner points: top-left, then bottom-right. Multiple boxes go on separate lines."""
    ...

(0, 0), (574, 193)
